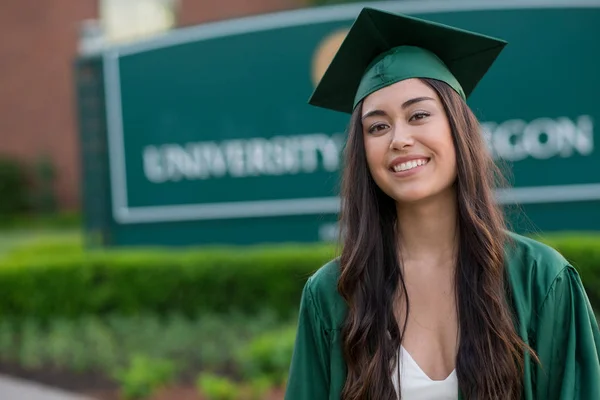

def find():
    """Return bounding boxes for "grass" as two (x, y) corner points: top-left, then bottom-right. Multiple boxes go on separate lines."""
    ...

(0, 229), (80, 260)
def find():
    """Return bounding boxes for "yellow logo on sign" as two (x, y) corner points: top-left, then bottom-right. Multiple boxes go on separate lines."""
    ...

(311, 28), (349, 87)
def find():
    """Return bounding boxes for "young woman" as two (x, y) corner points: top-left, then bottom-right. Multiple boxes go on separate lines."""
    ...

(285, 8), (600, 400)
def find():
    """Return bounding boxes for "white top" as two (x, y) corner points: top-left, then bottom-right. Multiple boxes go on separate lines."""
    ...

(392, 346), (459, 400)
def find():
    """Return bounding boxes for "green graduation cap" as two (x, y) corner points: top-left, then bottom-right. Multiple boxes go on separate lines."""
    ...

(308, 7), (508, 114)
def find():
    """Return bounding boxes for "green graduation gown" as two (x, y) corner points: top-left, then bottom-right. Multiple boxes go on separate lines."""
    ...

(284, 232), (600, 399)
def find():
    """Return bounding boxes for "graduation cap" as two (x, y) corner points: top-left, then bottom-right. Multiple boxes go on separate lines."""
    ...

(308, 7), (508, 114)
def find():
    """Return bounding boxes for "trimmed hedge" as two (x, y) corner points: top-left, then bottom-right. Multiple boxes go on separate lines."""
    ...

(0, 243), (336, 319)
(0, 234), (599, 319)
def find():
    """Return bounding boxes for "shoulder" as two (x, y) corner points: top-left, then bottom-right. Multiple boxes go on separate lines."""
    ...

(304, 258), (347, 331)
(504, 231), (572, 315)
(505, 231), (570, 280)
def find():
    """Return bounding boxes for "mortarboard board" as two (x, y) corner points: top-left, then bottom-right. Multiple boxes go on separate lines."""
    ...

(308, 7), (508, 114)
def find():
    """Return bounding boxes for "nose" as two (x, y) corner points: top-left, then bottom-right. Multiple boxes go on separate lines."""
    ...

(389, 125), (414, 151)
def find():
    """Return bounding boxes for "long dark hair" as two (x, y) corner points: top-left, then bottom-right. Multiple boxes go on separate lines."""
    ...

(337, 78), (534, 399)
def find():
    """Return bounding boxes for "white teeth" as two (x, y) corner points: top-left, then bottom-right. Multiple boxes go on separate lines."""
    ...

(393, 159), (428, 172)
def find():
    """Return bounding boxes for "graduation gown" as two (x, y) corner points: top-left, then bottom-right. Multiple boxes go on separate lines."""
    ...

(284, 232), (600, 399)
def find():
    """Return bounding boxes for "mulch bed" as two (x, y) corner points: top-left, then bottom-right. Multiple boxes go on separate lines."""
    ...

(0, 362), (116, 392)
(88, 386), (285, 400)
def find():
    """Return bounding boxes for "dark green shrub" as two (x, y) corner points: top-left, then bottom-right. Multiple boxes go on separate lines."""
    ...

(0, 244), (335, 319)
(0, 157), (29, 217)
(0, 211), (81, 229)
(0, 234), (599, 320)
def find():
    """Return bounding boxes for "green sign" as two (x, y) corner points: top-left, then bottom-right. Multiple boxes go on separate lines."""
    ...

(78, 0), (600, 246)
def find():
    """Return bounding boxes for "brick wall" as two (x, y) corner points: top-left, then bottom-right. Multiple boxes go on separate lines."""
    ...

(178, 0), (306, 26)
(0, 0), (307, 210)
(0, 0), (97, 210)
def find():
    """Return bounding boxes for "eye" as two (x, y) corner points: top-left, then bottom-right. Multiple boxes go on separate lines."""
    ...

(367, 123), (389, 134)
(409, 111), (430, 122)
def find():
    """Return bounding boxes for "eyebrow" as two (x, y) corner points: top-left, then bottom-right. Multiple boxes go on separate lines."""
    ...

(401, 96), (435, 110)
(361, 96), (436, 121)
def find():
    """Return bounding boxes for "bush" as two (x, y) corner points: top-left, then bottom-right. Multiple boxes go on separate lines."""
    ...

(4, 232), (83, 262)
(237, 325), (296, 386)
(0, 234), (599, 320)
(114, 354), (176, 399)
(239, 376), (273, 400)
(28, 155), (57, 215)
(0, 211), (81, 230)
(196, 373), (240, 400)
(0, 243), (335, 319)
(0, 311), (286, 377)
(0, 157), (29, 217)
(197, 374), (275, 400)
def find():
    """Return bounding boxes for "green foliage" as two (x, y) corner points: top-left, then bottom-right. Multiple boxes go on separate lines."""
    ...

(196, 374), (276, 400)
(197, 375), (274, 400)
(45, 318), (91, 371)
(0, 311), (286, 380)
(237, 325), (296, 386)
(240, 376), (273, 400)
(8, 316), (118, 373)
(3, 232), (83, 261)
(196, 373), (240, 400)
(1, 233), (600, 321)
(114, 354), (176, 400)
(0, 155), (60, 220)
(0, 242), (334, 319)
(0, 313), (290, 399)
(0, 319), (15, 362)
(29, 155), (57, 214)
(0, 212), (81, 230)
(19, 319), (45, 369)
(0, 157), (29, 217)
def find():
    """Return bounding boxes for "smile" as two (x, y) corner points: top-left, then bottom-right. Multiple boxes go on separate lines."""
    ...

(391, 158), (429, 173)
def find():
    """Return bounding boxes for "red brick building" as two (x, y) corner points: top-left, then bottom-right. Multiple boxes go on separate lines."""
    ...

(0, 0), (306, 210)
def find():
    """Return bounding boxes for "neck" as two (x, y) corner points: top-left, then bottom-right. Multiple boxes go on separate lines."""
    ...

(396, 188), (458, 266)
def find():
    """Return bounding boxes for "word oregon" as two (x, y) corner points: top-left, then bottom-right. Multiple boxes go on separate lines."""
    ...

(143, 133), (344, 183)
(482, 115), (594, 161)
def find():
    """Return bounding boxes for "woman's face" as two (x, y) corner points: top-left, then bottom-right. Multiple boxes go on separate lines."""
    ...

(361, 78), (457, 205)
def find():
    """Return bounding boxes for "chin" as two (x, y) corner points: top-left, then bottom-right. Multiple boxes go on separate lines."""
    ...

(389, 189), (432, 204)
(394, 195), (430, 205)
(390, 183), (455, 205)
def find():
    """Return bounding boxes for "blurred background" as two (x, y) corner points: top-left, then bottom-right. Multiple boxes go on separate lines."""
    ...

(0, 0), (599, 399)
